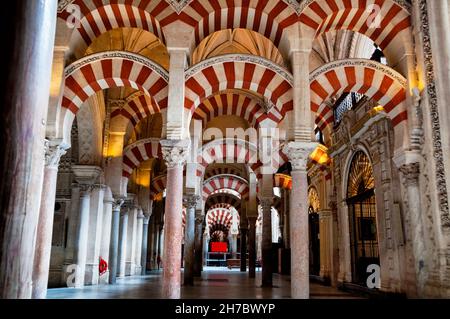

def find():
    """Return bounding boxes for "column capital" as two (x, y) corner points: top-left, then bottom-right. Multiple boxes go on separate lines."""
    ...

(113, 198), (125, 211)
(44, 139), (67, 168)
(399, 163), (421, 186)
(184, 194), (201, 209)
(78, 184), (94, 196)
(143, 216), (150, 225)
(160, 139), (190, 168)
(72, 165), (102, 185)
(283, 141), (318, 171)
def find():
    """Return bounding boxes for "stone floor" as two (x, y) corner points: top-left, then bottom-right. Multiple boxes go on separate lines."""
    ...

(47, 267), (363, 299)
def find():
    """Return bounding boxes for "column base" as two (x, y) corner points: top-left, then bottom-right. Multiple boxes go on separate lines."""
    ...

(125, 262), (136, 276)
(135, 265), (142, 275)
(84, 263), (99, 285)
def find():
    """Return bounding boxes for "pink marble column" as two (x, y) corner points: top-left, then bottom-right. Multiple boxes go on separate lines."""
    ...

(161, 140), (189, 299)
(0, 0), (57, 299)
(32, 142), (66, 299)
(284, 142), (317, 299)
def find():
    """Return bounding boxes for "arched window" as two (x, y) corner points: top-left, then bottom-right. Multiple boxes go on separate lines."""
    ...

(346, 151), (379, 285)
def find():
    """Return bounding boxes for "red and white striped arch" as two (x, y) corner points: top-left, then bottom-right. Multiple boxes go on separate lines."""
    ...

(122, 138), (162, 178)
(181, 0), (297, 47)
(209, 203), (234, 211)
(58, 1), (170, 57)
(62, 51), (168, 114)
(196, 139), (261, 177)
(203, 175), (249, 200)
(204, 166), (247, 180)
(205, 193), (242, 212)
(185, 55), (293, 122)
(150, 174), (167, 200)
(111, 92), (162, 128)
(310, 59), (407, 132)
(193, 93), (277, 128)
(298, 0), (411, 50)
(206, 208), (238, 230)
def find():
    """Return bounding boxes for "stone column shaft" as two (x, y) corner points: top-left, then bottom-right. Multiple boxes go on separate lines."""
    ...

(109, 201), (123, 284)
(248, 217), (257, 278)
(161, 140), (189, 299)
(183, 195), (200, 286)
(134, 211), (144, 275)
(118, 211), (129, 278)
(399, 163), (427, 296)
(141, 216), (150, 275)
(193, 212), (203, 276)
(284, 142), (317, 299)
(240, 229), (248, 272)
(0, 0), (57, 299)
(32, 143), (66, 299)
(73, 187), (92, 288)
(261, 198), (273, 287)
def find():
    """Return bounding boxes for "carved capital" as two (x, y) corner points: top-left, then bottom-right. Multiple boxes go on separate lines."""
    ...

(78, 184), (94, 196)
(400, 163), (420, 187)
(160, 139), (190, 168)
(113, 198), (125, 211)
(184, 195), (201, 209)
(44, 140), (67, 168)
(283, 141), (318, 171)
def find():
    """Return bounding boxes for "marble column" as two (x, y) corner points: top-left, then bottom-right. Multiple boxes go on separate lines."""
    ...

(283, 142), (317, 299)
(118, 209), (129, 278)
(260, 198), (273, 287)
(153, 223), (161, 269)
(319, 210), (333, 280)
(109, 200), (124, 284)
(72, 166), (102, 288)
(32, 142), (66, 299)
(134, 210), (144, 276)
(85, 185), (105, 285)
(248, 217), (257, 278)
(240, 228), (248, 272)
(99, 188), (114, 284)
(125, 205), (138, 276)
(193, 211), (204, 276)
(290, 47), (313, 141)
(141, 215), (150, 275)
(73, 185), (92, 288)
(399, 162), (427, 296)
(183, 195), (200, 286)
(161, 140), (189, 298)
(0, 0), (57, 299)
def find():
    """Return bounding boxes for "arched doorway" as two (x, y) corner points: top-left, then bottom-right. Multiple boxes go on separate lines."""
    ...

(346, 151), (380, 285)
(308, 187), (321, 276)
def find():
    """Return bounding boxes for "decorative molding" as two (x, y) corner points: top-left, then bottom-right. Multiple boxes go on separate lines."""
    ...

(57, 0), (75, 14)
(160, 139), (190, 168)
(418, 0), (450, 228)
(297, 0), (411, 15)
(310, 58), (407, 88)
(184, 195), (201, 209)
(165, 0), (193, 14)
(44, 140), (67, 168)
(400, 163), (421, 187)
(283, 141), (318, 171)
(64, 51), (169, 82)
(185, 54), (294, 85)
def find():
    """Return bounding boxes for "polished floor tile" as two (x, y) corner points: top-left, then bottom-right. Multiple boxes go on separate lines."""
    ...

(46, 268), (363, 299)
